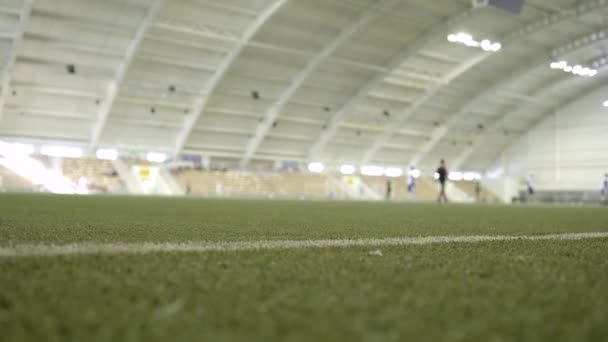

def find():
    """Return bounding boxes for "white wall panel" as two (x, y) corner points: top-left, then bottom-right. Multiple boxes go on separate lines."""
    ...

(497, 84), (608, 190)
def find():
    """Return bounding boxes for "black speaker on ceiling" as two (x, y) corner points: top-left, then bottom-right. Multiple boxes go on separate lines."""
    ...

(472, 0), (525, 15)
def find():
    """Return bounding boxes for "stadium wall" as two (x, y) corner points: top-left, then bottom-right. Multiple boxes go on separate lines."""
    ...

(496, 84), (608, 191)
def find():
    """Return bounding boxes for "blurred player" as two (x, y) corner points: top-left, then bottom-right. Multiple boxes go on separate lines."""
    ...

(474, 178), (482, 202)
(407, 166), (416, 200)
(436, 159), (448, 203)
(601, 173), (608, 204)
(527, 174), (535, 202)
(386, 180), (392, 201)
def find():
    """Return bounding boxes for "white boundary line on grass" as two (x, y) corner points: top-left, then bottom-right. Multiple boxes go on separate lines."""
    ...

(1, 232), (607, 258)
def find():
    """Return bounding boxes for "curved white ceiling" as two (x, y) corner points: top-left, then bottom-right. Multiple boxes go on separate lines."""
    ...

(0, 0), (606, 171)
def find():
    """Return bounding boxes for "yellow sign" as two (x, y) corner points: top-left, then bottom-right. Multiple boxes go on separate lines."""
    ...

(139, 166), (150, 180)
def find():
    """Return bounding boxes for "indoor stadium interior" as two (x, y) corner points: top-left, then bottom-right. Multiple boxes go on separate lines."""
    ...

(1, 0), (607, 341)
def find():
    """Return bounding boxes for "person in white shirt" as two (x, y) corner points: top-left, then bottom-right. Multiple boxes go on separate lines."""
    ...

(407, 166), (416, 200)
(601, 173), (608, 204)
(526, 174), (535, 202)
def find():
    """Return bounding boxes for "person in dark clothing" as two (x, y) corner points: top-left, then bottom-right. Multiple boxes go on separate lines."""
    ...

(386, 180), (392, 201)
(437, 159), (449, 203)
(474, 179), (482, 202)
(407, 166), (417, 200)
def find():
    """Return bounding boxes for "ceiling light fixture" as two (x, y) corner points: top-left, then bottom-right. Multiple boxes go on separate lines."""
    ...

(0, 142), (34, 156)
(447, 33), (501, 52)
(308, 162), (324, 173)
(361, 165), (385, 177)
(96, 148), (118, 161)
(550, 60), (597, 77)
(41, 146), (83, 159)
(385, 167), (403, 178)
(340, 164), (355, 175)
(146, 152), (167, 163)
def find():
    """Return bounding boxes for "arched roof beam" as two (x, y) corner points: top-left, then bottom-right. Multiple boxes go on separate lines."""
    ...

(239, 0), (401, 167)
(452, 54), (608, 170)
(306, 7), (477, 161)
(0, 0), (32, 123)
(411, 29), (608, 169)
(360, 0), (608, 166)
(484, 74), (608, 171)
(88, 0), (165, 151)
(172, 0), (289, 156)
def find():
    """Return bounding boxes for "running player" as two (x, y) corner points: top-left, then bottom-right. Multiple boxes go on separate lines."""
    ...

(436, 159), (448, 203)
(601, 173), (608, 204)
(527, 174), (535, 202)
(407, 166), (416, 200)
(474, 178), (482, 202)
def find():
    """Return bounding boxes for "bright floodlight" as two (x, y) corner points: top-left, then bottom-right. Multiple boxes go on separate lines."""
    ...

(550, 62), (563, 69)
(447, 34), (458, 42)
(572, 65), (582, 75)
(96, 148), (118, 161)
(456, 32), (473, 42)
(361, 165), (385, 177)
(485, 167), (504, 180)
(589, 69), (598, 77)
(481, 39), (493, 51)
(603, 100), (608, 107)
(448, 172), (464, 181)
(146, 152), (167, 163)
(385, 167), (403, 178)
(490, 42), (501, 51)
(0, 142), (34, 156)
(41, 146), (82, 159)
(308, 162), (324, 173)
(463, 172), (481, 181)
(0, 153), (76, 194)
(464, 39), (480, 47)
(340, 164), (355, 175)
(564, 65), (573, 72)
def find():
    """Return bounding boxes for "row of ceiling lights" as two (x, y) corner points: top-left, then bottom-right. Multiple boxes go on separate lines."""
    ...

(447, 32), (502, 52)
(447, 31), (603, 80)
(1, 142), (485, 180)
(308, 162), (412, 177)
(549, 61), (598, 77)
(0, 142), (168, 163)
(308, 162), (481, 180)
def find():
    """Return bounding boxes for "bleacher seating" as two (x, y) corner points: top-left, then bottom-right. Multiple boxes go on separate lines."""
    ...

(417, 177), (443, 201)
(174, 170), (330, 199)
(360, 176), (438, 201)
(0, 165), (36, 192)
(61, 157), (120, 192)
(454, 181), (500, 203)
(517, 190), (605, 204)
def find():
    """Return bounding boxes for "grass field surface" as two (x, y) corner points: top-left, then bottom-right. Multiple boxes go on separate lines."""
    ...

(1, 193), (608, 341)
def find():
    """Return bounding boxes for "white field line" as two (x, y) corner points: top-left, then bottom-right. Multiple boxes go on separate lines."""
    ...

(1, 232), (607, 258)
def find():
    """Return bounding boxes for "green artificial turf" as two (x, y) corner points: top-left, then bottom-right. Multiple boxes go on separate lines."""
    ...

(2, 240), (608, 342)
(1, 193), (608, 245)
(1, 193), (608, 341)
